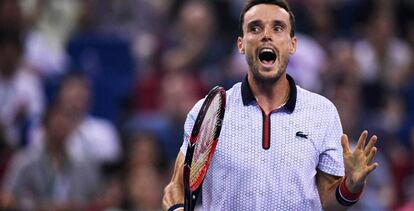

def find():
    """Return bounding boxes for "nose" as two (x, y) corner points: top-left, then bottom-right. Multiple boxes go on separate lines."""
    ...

(261, 27), (272, 42)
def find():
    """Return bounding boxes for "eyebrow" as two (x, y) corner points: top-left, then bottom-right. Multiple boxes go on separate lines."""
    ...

(246, 19), (287, 28)
(247, 20), (262, 29)
(273, 20), (287, 27)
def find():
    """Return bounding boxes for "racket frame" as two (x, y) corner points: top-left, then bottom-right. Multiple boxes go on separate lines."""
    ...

(183, 86), (226, 211)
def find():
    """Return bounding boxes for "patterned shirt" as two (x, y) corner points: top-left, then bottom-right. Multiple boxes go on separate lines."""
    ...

(180, 75), (344, 210)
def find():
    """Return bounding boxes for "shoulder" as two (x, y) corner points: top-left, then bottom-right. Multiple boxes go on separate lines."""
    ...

(226, 82), (242, 100)
(75, 117), (119, 145)
(295, 86), (339, 115)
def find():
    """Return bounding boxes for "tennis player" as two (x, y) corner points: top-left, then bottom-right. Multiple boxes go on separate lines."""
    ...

(163, 0), (379, 210)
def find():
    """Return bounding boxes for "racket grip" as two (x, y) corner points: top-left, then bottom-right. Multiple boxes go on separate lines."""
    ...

(184, 193), (197, 211)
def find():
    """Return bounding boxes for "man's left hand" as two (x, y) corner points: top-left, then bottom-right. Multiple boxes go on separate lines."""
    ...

(341, 130), (379, 193)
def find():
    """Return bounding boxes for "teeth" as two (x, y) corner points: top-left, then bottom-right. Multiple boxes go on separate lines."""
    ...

(260, 48), (274, 54)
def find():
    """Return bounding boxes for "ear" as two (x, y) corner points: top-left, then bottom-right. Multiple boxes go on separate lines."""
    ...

(289, 36), (297, 54)
(237, 36), (245, 54)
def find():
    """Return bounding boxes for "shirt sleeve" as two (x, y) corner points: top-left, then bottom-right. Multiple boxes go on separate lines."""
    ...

(180, 99), (205, 155)
(317, 105), (345, 177)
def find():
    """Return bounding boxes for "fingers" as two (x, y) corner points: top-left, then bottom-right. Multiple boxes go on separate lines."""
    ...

(364, 135), (377, 156)
(366, 147), (377, 164)
(355, 130), (368, 150)
(341, 134), (351, 154)
(366, 162), (379, 175)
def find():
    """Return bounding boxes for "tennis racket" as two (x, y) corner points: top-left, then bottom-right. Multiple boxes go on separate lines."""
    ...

(183, 86), (226, 211)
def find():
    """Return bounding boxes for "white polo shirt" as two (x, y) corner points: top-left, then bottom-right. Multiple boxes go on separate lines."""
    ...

(180, 75), (344, 210)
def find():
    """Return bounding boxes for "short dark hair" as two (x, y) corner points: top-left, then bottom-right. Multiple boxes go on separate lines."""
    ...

(238, 0), (295, 37)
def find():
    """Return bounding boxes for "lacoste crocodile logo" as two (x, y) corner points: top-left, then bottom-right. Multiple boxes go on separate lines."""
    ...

(296, 131), (308, 139)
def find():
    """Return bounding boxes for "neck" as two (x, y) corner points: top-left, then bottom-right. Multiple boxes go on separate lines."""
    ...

(248, 73), (290, 115)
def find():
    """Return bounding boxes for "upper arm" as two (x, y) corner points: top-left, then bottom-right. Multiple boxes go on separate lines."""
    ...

(317, 103), (344, 176)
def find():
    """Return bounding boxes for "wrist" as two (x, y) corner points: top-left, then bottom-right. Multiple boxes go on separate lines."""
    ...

(341, 177), (364, 200)
(335, 177), (364, 206)
(168, 203), (184, 211)
(345, 176), (365, 193)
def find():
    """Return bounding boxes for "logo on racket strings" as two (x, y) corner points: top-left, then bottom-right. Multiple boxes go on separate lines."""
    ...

(193, 119), (216, 161)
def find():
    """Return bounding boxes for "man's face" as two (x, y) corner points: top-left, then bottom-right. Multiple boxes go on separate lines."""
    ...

(238, 4), (296, 84)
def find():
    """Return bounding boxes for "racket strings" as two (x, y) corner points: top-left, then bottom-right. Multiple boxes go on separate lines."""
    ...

(191, 108), (219, 179)
(190, 95), (222, 185)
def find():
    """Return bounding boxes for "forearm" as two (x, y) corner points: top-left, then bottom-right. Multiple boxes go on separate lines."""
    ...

(162, 153), (185, 211)
(321, 179), (348, 211)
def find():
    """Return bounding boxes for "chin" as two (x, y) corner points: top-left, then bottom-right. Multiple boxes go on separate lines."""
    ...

(252, 68), (284, 84)
(246, 53), (287, 84)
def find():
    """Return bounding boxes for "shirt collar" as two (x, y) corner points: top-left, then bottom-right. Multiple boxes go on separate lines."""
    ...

(241, 74), (297, 113)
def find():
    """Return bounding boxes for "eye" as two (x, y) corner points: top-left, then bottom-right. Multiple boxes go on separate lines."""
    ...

(249, 25), (262, 33)
(274, 25), (283, 32)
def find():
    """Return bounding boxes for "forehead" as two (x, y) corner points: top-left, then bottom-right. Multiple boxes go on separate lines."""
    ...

(244, 4), (290, 25)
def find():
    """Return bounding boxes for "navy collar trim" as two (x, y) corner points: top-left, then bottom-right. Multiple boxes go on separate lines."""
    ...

(241, 74), (297, 113)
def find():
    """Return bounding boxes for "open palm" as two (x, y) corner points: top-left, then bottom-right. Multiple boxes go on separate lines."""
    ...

(341, 130), (379, 192)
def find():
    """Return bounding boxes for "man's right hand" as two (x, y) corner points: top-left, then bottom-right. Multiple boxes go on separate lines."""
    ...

(162, 182), (184, 210)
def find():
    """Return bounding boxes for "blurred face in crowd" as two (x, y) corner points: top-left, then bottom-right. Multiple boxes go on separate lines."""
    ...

(179, 1), (214, 37)
(127, 168), (163, 210)
(238, 4), (296, 84)
(129, 133), (160, 168)
(45, 108), (75, 147)
(160, 73), (199, 121)
(58, 77), (91, 117)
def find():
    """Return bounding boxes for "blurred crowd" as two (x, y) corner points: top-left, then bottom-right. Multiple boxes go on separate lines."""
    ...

(0, 0), (413, 210)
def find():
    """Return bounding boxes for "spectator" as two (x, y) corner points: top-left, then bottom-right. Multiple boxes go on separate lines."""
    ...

(20, 0), (82, 77)
(30, 74), (122, 166)
(0, 105), (101, 210)
(119, 131), (167, 210)
(0, 16), (45, 149)
(354, 8), (412, 92)
(287, 33), (327, 92)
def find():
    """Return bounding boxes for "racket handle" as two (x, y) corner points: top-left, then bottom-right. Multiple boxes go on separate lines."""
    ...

(184, 193), (197, 211)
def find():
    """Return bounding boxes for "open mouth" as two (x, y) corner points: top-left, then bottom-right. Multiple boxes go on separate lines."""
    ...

(258, 48), (277, 65)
